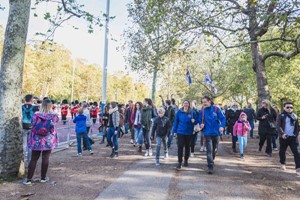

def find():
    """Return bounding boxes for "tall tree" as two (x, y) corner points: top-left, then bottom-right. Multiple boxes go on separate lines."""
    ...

(169, 0), (300, 103)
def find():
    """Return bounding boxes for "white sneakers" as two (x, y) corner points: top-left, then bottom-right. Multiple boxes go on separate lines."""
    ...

(296, 168), (300, 176)
(200, 146), (204, 152)
(144, 148), (153, 156)
(190, 153), (195, 157)
(130, 139), (134, 144)
(281, 164), (286, 171)
(164, 153), (169, 159)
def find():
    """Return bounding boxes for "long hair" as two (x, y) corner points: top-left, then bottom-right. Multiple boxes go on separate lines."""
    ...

(134, 102), (143, 112)
(262, 99), (272, 113)
(39, 99), (53, 114)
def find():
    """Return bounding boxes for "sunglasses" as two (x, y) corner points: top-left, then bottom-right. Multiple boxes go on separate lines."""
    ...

(286, 106), (293, 109)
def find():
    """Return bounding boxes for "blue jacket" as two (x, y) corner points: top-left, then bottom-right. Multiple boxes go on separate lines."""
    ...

(173, 108), (197, 135)
(73, 114), (87, 133)
(198, 105), (226, 136)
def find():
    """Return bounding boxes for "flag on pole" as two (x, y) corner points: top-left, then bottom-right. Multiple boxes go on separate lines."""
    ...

(186, 69), (192, 85)
(204, 74), (212, 85)
(211, 83), (218, 94)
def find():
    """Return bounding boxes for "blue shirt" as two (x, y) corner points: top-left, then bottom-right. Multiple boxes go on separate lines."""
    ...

(284, 117), (295, 136)
(73, 114), (87, 133)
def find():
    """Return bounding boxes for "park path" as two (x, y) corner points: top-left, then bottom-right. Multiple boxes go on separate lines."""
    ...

(95, 139), (266, 200)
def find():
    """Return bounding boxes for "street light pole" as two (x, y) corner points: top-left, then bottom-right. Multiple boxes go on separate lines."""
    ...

(101, 0), (110, 110)
(71, 60), (76, 102)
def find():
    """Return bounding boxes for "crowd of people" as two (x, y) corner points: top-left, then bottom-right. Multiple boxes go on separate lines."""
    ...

(21, 94), (300, 185)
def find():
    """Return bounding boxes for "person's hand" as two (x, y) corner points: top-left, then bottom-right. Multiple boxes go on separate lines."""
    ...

(174, 133), (177, 138)
(191, 119), (195, 123)
(150, 136), (154, 140)
(282, 134), (287, 139)
(219, 127), (224, 132)
(114, 130), (118, 135)
(262, 114), (268, 119)
(200, 124), (205, 129)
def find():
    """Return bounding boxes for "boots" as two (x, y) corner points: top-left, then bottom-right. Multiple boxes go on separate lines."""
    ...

(111, 151), (118, 158)
(110, 148), (115, 158)
(138, 146), (142, 153)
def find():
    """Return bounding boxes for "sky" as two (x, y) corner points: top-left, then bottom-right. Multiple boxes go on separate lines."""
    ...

(0, 0), (131, 74)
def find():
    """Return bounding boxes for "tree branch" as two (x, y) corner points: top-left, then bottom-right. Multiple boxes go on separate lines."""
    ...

(61, 0), (83, 18)
(262, 48), (300, 61)
(255, 0), (277, 37)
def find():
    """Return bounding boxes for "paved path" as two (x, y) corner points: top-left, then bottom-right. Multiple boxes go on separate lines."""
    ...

(95, 142), (265, 200)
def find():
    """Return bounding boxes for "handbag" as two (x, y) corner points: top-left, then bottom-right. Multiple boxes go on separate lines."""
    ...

(268, 121), (276, 129)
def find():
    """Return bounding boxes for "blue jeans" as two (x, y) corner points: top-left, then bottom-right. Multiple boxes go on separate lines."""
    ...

(156, 136), (168, 160)
(168, 130), (174, 148)
(76, 132), (91, 153)
(134, 127), (143, 146)
(249, 120), (254, 138)
(205, 136), (219, 169)
(143, 128), (151, 149)
(237, 136), (247, 155)
(107, 127), (119, 151)
(23, 129), (31, 166)
(272, 134), (278, 149)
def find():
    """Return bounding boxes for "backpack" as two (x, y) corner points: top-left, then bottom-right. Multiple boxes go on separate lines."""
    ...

(22, 105), (34, 124)
(34, 117), (54, 136)
(201, 105), (219, 124)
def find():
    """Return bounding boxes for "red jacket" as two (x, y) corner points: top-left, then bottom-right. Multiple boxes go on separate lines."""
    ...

(61, 105), (69, 115)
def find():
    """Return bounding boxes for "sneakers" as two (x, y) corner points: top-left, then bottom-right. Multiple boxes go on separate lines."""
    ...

(273, 148), (278, 151)
(207, 168), (213, 175)
(183, 160), (188, 167)
(110, 148), (115, 157)
(155, 159), (160, 166)
(233, 148), (237, 153)
(144, 149), (149, 156)
(281, 164), (286, 171)
(110, 151), (118, 158)
(40, 177), (49, 183)
(77, 153), (82, 157)
(130, 139), (134, 144)
(200, 146), (204, 152)
(23, 179), (32, 185)
(176, 162), (182, 169)
(149, 148), (153, 156)
(190, 153), (195, 157)
(204, 147), (207, 152)
(266, 153), (272, 157)
(89, 150), (94, 155)
(164, 152), (169, 159)
(258, 146), (262, 152)
(240, 154), (245, 159)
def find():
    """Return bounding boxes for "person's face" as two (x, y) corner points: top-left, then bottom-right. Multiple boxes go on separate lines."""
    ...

(284, 104), (293, 113)
(158, 112), (164, 117)
(109, 104), (113, 109)
(202, 99), (211, 108)
(262, 101), (267, 108)
(143, 100), (147, 106)
(241, 115), (247, 121)
(136, 103), (140, 109)
(232, 104), (238, 109)
(247, 103), (251, 108)
(183, 101), (189, 109)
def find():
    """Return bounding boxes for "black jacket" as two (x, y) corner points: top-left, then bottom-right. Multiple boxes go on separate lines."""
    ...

(243, 108), (256, 121)
(151, 116), (171, 138)
(226, 109), (242, 133)
(276, 111), (299, 138)
(257, 107), (277, 135)
(164, 106), (175, 125)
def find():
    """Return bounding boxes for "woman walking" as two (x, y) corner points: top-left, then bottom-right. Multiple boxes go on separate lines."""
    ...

(257, 99), (277, 157)
(173, 100), (197, 169)
(23, 99), (59, 185)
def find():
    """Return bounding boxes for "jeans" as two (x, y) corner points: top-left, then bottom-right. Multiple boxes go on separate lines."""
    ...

(272, 134), (278, 149)
(205, 135), (219, 169)
(134, 127), (143, 146)
(27, 150), (51, 180)
(259, 134), (272, 154)
(101, 125), (108, 142)
(200, 131), (206, 147)
(249, 120), (254, 138)
(77, 132), (91, 153)
(156, 136), (168, 160)
(107, 127), (119, 151)
(167, 130), (175, 148)
(279, 137), (300, 169)
(143, 128), (151, 150)
(190, 133), (198, 153)
(237, 136), (247, 155)
(83, 127), (91, 149)
(22, 129), (31, 166)
(177, 134), (192, 163)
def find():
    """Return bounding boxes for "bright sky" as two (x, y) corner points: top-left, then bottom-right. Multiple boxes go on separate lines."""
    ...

(0, 0), (131, 73)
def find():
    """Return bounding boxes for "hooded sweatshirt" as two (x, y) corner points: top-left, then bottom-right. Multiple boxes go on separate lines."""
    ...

(233, 112), (251, 137)
(28, 112), (59, 151)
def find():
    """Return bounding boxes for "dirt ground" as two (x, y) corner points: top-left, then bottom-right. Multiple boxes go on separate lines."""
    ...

(0, 130), (299, 200)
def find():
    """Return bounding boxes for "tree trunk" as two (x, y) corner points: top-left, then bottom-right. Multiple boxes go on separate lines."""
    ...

(251, 43), (270, 104)
(0, 0), (31, 178)
(151, 69), (158, 103)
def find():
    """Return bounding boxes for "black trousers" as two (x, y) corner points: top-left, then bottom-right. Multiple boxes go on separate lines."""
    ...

(259, 134), (272, 154)
(27, 150), (51, 180)
(61, 114), (67, 124)
(279, 137), (300, 169)
(177, 134), (192, 163)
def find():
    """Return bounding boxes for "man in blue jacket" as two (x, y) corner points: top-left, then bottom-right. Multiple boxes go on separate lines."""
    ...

(198, 96), (226, 174)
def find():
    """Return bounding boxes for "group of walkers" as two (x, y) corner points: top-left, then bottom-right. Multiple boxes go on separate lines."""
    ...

(21, 94), (300, 185)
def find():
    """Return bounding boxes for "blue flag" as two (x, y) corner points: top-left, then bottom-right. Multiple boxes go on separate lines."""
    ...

(204, 74), (212, 85)
(186, 69), (192, 85)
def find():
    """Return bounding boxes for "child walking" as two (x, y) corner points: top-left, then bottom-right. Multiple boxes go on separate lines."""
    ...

(151, 107), (171, 166)
(73, 108), (93, 156)
(233, 112), (251, 159)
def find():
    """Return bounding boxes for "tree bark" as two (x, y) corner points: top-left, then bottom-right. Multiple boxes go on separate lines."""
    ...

(0, 0), (31, 178)
(151, 69), (158, 103)
(251, 42), (270, 104)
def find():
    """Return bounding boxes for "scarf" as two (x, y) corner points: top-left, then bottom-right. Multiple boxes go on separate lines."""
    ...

(283, 111), (296, 126)
(109, 107), (118, 114)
